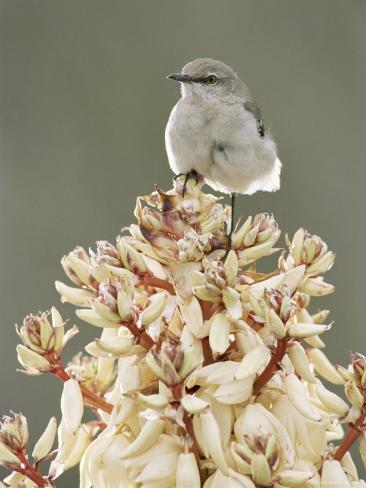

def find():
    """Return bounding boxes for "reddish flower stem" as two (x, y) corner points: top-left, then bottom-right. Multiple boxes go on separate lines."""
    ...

(334, 408), (366, 461)
(253, 338), (288, 394)
(169, 382), (201, 463)
(51, 362), (113, 414)
(140, 275), (175, 295)
(14, 449), (53, 487)
(199, 299), (217, 321)
(125, 320), (155, 350)
(183, 411), (201, 462)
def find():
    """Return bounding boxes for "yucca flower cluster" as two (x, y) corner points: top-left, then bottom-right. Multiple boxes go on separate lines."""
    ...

(1, 175), (366, 487)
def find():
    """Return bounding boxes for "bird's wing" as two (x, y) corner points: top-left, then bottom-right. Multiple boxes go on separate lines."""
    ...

(244, 101), (265, 137)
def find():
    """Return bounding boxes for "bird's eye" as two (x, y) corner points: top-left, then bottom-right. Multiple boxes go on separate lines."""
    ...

(206, 75), (218, 85)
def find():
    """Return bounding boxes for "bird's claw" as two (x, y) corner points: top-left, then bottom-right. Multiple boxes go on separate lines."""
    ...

(182, 170), (200, 197)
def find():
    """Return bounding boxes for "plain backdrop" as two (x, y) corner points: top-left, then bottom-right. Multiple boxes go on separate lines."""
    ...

(0, 0), (365, 484)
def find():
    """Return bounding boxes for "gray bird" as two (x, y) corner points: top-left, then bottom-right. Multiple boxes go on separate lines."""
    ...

(165, 58), (282, 245)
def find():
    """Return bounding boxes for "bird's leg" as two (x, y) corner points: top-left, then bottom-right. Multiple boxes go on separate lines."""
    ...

(227, 192), (237, 253)
(182, 169), (199, 196)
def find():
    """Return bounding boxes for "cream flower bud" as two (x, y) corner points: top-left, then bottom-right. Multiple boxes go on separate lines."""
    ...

(117, 239), (147, 273)
(214, 376), (254, 404)
(140, 292), (168, 327)
(307, 348), (344, 384)
(321, 460), (351, 487)
(193, 285), (221, 303)
(350, 352), (366, 386)
(16, 345), (50, 373)
(209, 312), (231, 354)
(224, 250), (238, 288)
(289, 228), (305, 264)
(176, 452), (200, 488)
(288, 342), (316, 383)
(55, 281), (95, 307)
(284, 374), (321, 421)
(341, 405), (362, 425)
(62, 325), (79, 349)
(117, 292), (134, 323)
(223, 287), (242, 319)
(315, 380), (349, 416)
(287, 229), (331, 272)
(61, 379), (84, 433)
(267, 308), (287, 338)
(177, 229), (207, 262)
(120, 418), (165, 460)
(134, 393), (169, 410)
(235, 344), (270, 380)
(276, 470), (314, 486)
(233, 214), (280, 266)
(179, 297), (204, 338)
(299, 277), (335, 296)
(0, 413), (29, 454)
(359, 432), (366, 470)
(230, 441), (253, 473)
(61, 246), (94, 287)
(336, 364), (356, 383)
(306, 251), (335, 276)
(32, 417), (57, 462)
(181, 395), (209, 414)
(199, 411), (229, 475)
(75, 309), (120, 328)
(288, 322), (330, 338)
(232, 216), (253, 248)
(0, 442), (20, 466)
(250, 453), (271, 486)
(86, 334), (133, 358)
(51, 307), (65, 352)
(345, 380), (364, 408)
(63, 426), (91, 471)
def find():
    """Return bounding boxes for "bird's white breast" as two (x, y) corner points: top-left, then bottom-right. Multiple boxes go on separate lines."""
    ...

(165, 100), (213, 176)
(165, 97), (281, 195)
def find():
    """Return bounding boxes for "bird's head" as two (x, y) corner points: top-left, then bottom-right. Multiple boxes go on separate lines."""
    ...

(167, 58), (243, 100)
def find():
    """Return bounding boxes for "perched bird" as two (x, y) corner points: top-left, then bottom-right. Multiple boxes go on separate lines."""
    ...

(165, 58), (282, 246)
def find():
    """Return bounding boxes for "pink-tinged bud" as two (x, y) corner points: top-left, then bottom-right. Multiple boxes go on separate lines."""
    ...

(17, 309), (69, 357)
(94, 240), (121, 268)
(350, 352), (366, 386)
(288, 229), (327, 265)
(0, 413), (28, 455)
(116, 237), (147, 273)
(146, 340), (197, 385)
(263, 286), (296, 326)
(177, 229), (208, 262)
(61, 246), (95, 288)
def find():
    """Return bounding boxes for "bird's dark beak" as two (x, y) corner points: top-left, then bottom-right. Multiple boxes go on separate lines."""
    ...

(166, 73), (192, 83)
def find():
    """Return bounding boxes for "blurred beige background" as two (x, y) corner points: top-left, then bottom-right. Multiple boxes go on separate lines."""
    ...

(0, 0), (365, 484)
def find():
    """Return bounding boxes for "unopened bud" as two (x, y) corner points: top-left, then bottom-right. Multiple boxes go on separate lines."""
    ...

(345, 380), (364, 408)
(16, 345), (50, 373)
(32, 417), (57, 462)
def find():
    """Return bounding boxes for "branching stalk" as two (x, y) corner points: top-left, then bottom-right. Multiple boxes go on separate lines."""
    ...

(254, 338), (288, 394)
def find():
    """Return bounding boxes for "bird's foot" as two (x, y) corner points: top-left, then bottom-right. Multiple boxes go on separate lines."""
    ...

(224, 193), (237, 259)
(224, 234), (233, 259)
(182, 170), (200, 196)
